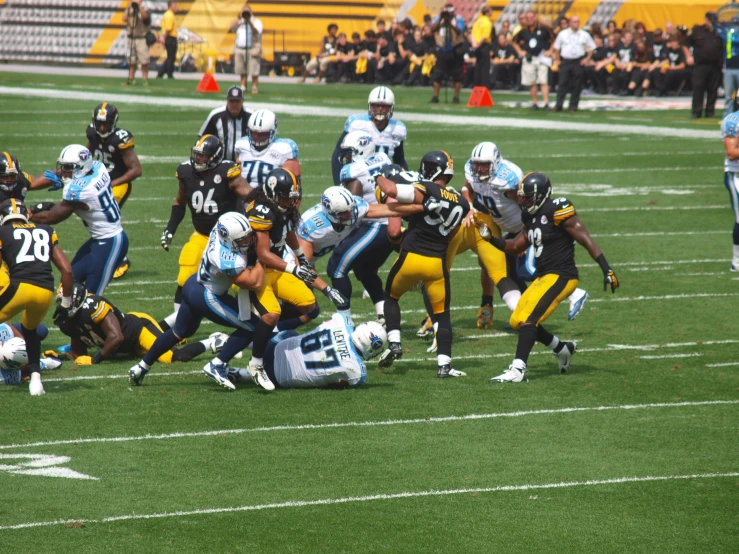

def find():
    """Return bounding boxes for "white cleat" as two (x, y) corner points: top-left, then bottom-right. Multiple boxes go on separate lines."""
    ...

(202, 361), (236, 391)
(40, 357), (62, 371)
(556, 342), (577, 373)
(208, 332), (228, 353)
(568, 289), (589, 321)
(362, 289), (371, 299)
(247, 359), (275, 391)
(490, 363), (527, 383)
(416, 314), (434, 337)
(29, 372), (45, 396)
(128, 363), (149, 386)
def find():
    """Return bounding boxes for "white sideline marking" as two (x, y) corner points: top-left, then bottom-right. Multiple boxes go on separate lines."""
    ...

(589, 230), (723, 238)
(0, 472), (736, 531)
(706, 362), (739, 367)
(639, 353), (703, 359)
(458, 332), (511, 340)
(0, 86), (720, 140)
(0, 400), (736, 451)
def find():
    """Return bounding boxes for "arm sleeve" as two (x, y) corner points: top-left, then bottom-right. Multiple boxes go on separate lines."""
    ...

(392, 141), (407, 170)
(331, 131), (349, 185)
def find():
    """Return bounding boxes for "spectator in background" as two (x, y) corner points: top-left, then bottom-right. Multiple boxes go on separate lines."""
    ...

(651, 34), (689, 96)
(634, 21), (648, 43)
(589, 23), (603, 39)
(122, 0), (151, 86)
(499, 20), (512, 40)
(492, 34), (519, 89)
(157, 1), (178, 79)
(716, 15), (739, 116)
(584, 34), (614, 94)
(300, 24), (338, 83)
(621, 40), (653, 96)
(373, 31), (400, 83)
(514, 10), (553, 110)
(231, 4), (263, 94)
(470, 6), (494, 88)
(334, 33), (357, 83)
(556, 17), (569, 37)
(652, 29), (665, 58)
(511, 13), (527, 38)
(664, 21), (676, 38)
(553, 15), (595, 112)
(377, 20), (390, 40)
(605, 20), (618, 37)
(429, 3), (466, 104)
(613, 31), (636, 93)
(402, 27), (431, 86)
(688, 12), (723, 118)
(199, 86), (252, 161)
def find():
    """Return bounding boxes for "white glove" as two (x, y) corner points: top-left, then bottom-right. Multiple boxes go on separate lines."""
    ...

(29, 372), (45, 396)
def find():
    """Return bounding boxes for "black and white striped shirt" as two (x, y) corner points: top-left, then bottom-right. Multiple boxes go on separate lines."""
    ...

(198, 106), (252, 162)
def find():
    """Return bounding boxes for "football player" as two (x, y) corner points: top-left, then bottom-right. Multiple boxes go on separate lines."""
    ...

(0, 199), (74, 396)
(242, 315), (387, 389)
(52, 282), (225, 366)
(331, 132), (396, 320)
(375, 153), (471, 378)
(130, 212), (269, 391)
(0, 153), (32, 204)
(32, 145), (128, 297)
(159, 135), (251, 330)
(331, 86), (408, 184)
(233, 109), (301, 189)
(0, 323), (61, 387)
(85, 103), (141, 278)
(721, 97), (739, 272)
(482, 172), (619, 383)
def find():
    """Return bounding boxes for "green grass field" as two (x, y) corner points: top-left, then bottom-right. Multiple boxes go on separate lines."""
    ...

(0, 72), (737, 553)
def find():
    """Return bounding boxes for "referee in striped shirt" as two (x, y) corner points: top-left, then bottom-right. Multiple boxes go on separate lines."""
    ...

(198, 86), (252, 162)
(553, 16), (595, 112)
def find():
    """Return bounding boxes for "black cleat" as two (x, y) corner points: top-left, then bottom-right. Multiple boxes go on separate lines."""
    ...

(378, 342), (403, 368)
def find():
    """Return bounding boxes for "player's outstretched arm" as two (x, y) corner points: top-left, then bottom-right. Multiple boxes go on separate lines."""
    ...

(31, 200), (77, 225)
(479, 226), (530, 255)
(111, 147), (142, 188)
(92, 312), (125, 362)
(366, 202), (423, 218)
(254, 231), (289, 271)
(563, 216), (619, 293)
(296, 236), (314, 261)
(229, 175), (253, 199)
(230, 261), (265, 291)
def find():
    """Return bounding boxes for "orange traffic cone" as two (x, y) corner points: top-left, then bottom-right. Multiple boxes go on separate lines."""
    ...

(196, 73), (220, 93)
(467, 86), (494, 108)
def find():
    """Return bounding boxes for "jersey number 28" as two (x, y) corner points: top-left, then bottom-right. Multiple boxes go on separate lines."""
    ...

(13, 228), (50, 263)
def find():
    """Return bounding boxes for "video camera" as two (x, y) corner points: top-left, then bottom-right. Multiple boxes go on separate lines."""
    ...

(242, 9), (251, 22)
(440, 5), (455, 22)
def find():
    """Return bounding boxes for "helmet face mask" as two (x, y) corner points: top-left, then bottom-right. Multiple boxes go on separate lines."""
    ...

(367, 86), (395, 124)
(0, 153), (19, 192)
(517, 172), (552, 214)
(470, 142), (501, 183)
(92, 103), (119, 139)
(0, 199), (29, 225)
(57, 145), (93, 181)
(472, 161), (492, 181)
(263, 168), (301, 213)
(190, 135), (224, 173)
(247, 110), (278, 151)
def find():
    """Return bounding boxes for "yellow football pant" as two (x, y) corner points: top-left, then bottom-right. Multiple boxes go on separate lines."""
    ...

(446, 212), (508, 285)
(386, 251), (449, 314)
(252, 269), (316, 315)
(0, 282), (54, 329)
(128, 311), (174, 363)
(177, 231), (209, 287)
(509, 274), (579, 330)
(112, 182), (131, 208)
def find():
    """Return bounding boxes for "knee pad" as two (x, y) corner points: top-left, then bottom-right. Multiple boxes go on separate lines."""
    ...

(305, 305), (320, 320)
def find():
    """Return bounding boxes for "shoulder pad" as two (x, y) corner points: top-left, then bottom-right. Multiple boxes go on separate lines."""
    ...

(551, 197), (576, 224)
(176, 163), (191, 180)
(114, 128), (135, 149)
(84, 296), (112, 324)
(722, 114), (739, 137)
(224, 161), (241, 179)
(274, 138), (299, 159)
(344, 114), (369, 131)
(390, 119), (407, 140)
(247, 202), (275, 231)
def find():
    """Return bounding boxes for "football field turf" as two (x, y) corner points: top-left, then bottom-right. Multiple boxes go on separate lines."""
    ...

(0, 72), (737, 553)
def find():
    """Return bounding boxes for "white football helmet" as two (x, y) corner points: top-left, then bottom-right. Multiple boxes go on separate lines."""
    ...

(0, 337), (28, 370)
(247, 109), (278, 150)
(339, 131), (375, 165)
(368, 86), (395, 123)
(216, 212), (255, 253)
(57, 144), (93, 181)
(351, 321), (388, 360)
(322, 186), (358, 227)
(470, 142), (502, 183)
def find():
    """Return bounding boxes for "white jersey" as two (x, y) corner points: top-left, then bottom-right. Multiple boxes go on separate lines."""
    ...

(722, 112), (739, 172)
(0, 323), (14, 343)
(197, 226), (248, 295)
(273, 313), (366, 388)
(234, 137), (299, 188)
(297, 197), (370, 258)
(464, 158), (524, 234)
(339, 152), (391, 206)
(343, 114), (407, 160)
(62, 160), (123, 240)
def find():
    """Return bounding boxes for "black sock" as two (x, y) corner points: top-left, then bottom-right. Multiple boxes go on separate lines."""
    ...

(276, 317), (304, 331)
(171, 341), (206, 362)
(330, 276), (352, 305)
(515, 324), (537, 364)
(481, 295), (493, 307)
(384, 293), (401, 333)
(436, 311), (452, 358)
(733, 222), (739, 245)
(21, 325), (40, 373)
(536, 325), (563, 352)
(421, 286), (437, 324)
(218, 329), (253, 363)
(252, 319), (276, 358)
(143, 329), (181, 366)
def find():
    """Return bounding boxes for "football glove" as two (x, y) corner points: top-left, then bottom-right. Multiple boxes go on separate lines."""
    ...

(297, 254), (313, 269)
(52, 306), (69, 325)
(161, 229), (174, 252)
(323, 286), (349, 311)
(293, 264), (318, 285)
(43, 170), (64, 191)
(604, 269), (620, 293)
(29, 201), (55, 214)
(43, 349), (59, 359)
(477, 223), (491, 240)
(75, 355), (93, 366)
(423, 197), (441, 213)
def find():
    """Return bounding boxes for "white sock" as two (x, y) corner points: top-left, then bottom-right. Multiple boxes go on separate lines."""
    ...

(374, 300), (385, 316)
(338, 309), (352, 317)
(163, 310), (178, 328)
(547, 336), (560, 352)
(432, 322), (439, 333)
(140, 361), (151, 370)
(437, 354), (451, 366)
(388, 330), (401, 343)
(213, 357), (225, 366)
(733, 244), (739, 264)
(502, 290), (521, 311)
(511, 358), (526, 370)
(201, 338), (213, 351)
(250, 356), (263, 366)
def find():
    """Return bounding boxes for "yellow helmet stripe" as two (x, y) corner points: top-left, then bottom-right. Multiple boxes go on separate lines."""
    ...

(10, 198), (17, 213)
(197, 135), (211, 148)
(3, 152), (14, 171)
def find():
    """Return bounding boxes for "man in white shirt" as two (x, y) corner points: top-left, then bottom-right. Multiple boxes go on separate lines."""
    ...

(553, 16), (595, 112)
(231, 4), (263, 94)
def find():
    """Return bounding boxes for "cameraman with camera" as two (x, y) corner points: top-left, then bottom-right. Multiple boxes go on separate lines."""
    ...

(231, 4), (263, 94)
(122, 0), (152, 86)
(429, 3), (467, 104)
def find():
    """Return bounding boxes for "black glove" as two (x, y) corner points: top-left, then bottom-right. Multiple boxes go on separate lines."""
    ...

(29, 201), (55, 214)
(323, 286), (349, 310)
(293, 264), (318, 285)
(161, 229), (174, 252)
(52, 306), (69, 325)
(297, 254), (313, 268)
(604, 269), (620, 293)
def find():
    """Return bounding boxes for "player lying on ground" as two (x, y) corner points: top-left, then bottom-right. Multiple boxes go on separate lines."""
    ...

(0, 322), (62, 386)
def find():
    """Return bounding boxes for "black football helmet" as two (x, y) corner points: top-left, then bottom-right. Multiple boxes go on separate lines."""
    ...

(263, 168), (301, 213)
(92, 102), (119, 138)
(517, 172), (552, 214)
(0, 198), (29, 225)
(191, 135), (224, 173)
(419, 150), (454, 183)
(55, 282), (88, 320)
(0, 152), (20, 192)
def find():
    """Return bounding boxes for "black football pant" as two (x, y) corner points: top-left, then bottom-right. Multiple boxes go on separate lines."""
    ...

(692, 63), (722, 116)
(473, 43), (491, 87)
(158, 37), (177, 78)
(555, 58), (585, 110)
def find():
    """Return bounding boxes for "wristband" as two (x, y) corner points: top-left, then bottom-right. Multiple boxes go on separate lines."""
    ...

(285, 262), (296, 275)
(596, 253), (611, 274)
(293, 246), (304, 258)
(166, 204), (186, 234)
(395, 184), (416, 203)
(92, 352), (107, 365)
(60, 296), (72, 308)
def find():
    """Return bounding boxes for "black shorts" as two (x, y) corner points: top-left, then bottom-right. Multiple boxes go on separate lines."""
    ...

(432, 50), (464, 84)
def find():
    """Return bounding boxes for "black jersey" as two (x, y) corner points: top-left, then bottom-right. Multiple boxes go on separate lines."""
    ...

(0, 221), (58, 290)
(57, 294), (143, 354)
(0, 171), (30, 204)
(399, 178), (470, 258)
(245, 199), (293, 258)
(176, 160), (242, 236)
(521, 197), (578, 279)
(86, 125), (135, 181)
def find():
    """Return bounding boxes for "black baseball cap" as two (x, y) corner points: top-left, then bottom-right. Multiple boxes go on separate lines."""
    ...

(227, 86), (244, 100)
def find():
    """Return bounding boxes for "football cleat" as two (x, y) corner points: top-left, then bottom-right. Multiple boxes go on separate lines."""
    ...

(29, 372), (45, 396)
(489, 363), (527, 383)
(376, 314), (386, 328)
(226, 367), (250, 384)
(208, 332), (229, 353)
(556, 342), (577, 373)
(567, 289), (588, 321)
(202, 361), (236, 391)
(128, 363), (149, 386)
(40, 357), (62, 371)
(247, 358), (275, 391)
(113, 257), (131, 279)
(477, 304), (494, 329)
(378, 342), (403, 368)
(437, 365), (467, 378)
(731, 263), (738, 272)
(416, 314), (434, 337)
(362, 289), (371, 299)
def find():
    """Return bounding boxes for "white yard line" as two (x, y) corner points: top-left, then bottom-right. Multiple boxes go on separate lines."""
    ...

(639, 353), (704, 359)
(0, 399), (735, 451)
(0, 471), (736, 531)
(0, 86), (720, 140)
(706, 362), (739, 367)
